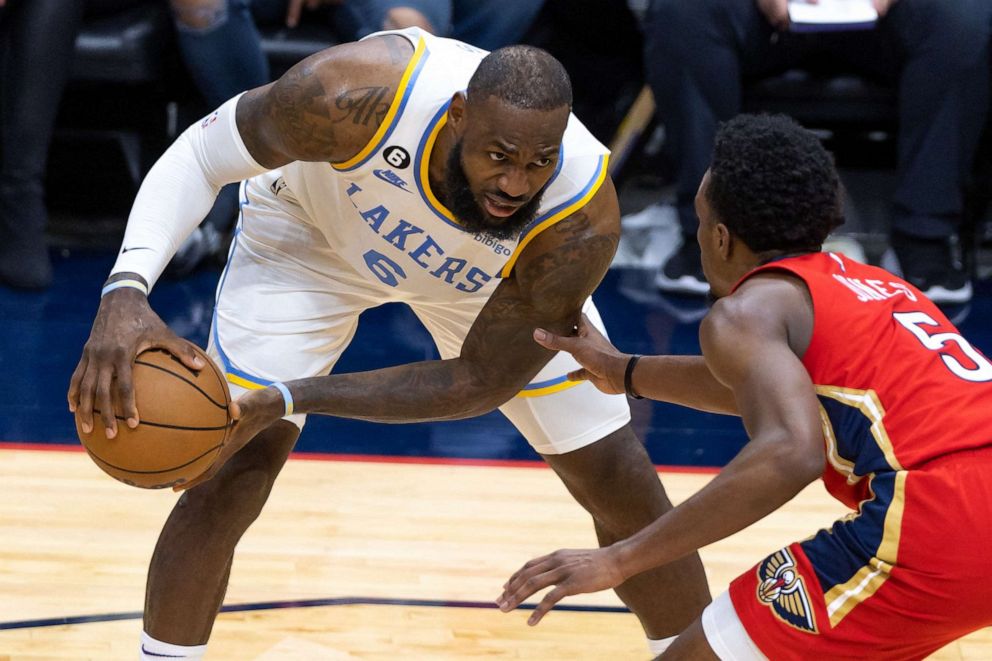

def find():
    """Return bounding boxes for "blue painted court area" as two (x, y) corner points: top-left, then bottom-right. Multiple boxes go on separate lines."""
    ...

(2, 248), (989, 467)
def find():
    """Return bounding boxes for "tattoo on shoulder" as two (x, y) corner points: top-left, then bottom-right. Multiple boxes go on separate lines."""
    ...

(240, 65), (338, 162)
(334, 87), (391, 127)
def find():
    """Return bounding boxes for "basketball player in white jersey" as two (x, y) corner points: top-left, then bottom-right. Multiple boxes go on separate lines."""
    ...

(67, 28), (710, 659)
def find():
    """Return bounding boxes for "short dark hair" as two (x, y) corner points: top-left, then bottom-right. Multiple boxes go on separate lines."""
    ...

(706, 114), (843, 253)
(467, 45), (572, 111)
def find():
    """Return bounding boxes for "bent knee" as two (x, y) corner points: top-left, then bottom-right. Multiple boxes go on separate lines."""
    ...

(183, 457), (282, 526)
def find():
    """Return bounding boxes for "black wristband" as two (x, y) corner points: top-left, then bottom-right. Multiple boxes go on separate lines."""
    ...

(624, 354), (644, 399)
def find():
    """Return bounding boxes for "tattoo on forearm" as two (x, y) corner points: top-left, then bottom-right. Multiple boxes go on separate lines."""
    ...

(334, 87), (391, 127)
(521, 228), (619, 320)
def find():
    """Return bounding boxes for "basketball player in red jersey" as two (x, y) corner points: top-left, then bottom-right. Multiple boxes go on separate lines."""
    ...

(497, 114), (992, 659)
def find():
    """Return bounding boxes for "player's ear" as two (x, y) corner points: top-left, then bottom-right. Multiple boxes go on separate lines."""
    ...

(447, 92), (467, 131)
(716, 223), (733, 260)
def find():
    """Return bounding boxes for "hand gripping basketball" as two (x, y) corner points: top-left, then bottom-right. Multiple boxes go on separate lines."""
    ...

(174, 385), (285, 492)
(69, 287), (208, 439)
(70, 286), (235, 488)
(75, 346), (233, 488)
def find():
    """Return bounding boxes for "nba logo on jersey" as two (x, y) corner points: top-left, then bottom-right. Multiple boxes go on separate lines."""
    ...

(756, 548), (819, 634)
(200, 111), (219, 129)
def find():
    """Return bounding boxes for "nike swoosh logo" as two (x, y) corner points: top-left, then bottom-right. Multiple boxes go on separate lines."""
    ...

(140, 645), (185, 657)
(372, 169), (412, 193)
(122, 246), (153, 253)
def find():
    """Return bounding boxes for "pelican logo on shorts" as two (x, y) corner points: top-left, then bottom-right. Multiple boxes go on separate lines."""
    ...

(756, 548), (819, 634)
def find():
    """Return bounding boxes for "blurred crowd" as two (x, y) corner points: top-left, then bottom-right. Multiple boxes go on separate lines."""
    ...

(1, 0), (990, 304)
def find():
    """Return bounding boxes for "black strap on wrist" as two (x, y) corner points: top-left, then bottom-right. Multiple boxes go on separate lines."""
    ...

(624, 354), (644, 399)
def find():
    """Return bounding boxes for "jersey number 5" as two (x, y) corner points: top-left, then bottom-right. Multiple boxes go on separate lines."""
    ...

(893, 311), (992, 382)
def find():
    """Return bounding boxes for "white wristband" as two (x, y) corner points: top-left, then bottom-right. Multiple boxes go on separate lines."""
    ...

(271, 382), (294, 417)
(101, 279), (149, 298)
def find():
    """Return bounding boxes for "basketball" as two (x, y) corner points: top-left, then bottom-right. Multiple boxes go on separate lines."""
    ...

(75, 346), (232, 489)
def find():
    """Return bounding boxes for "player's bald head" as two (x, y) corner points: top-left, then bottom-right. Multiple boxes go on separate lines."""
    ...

(467, 45), (572, 112)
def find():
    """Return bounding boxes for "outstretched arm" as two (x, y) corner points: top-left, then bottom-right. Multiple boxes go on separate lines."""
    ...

(69, 35), (413, 438)
(180, 180), (622, 489)
(532, 317), (738, 414)
(497, 277), (825, 624)
(293, 182), (619, 421)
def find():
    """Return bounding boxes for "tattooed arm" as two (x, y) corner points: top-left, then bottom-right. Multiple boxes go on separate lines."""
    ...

(177, 177), (620, 489)
(68, 35), (414, 439)
(237, 34), (413, 166)
(287, 179), (620, 420)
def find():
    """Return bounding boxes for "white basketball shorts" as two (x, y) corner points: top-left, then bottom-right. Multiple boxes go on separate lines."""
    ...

(205, 181), (630, 455)
(701, 591), (768, 660)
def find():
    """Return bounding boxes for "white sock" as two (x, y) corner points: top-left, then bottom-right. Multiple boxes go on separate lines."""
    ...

(647, 634), (678, 657)
(139, 631), (207, 660)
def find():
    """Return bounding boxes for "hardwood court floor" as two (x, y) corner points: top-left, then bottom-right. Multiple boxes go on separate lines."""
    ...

(1, 446), (989, 660)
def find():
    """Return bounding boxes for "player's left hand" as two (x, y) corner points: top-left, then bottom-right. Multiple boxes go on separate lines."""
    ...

(496, 547), (626, 626)
(174, 387), (284, 491)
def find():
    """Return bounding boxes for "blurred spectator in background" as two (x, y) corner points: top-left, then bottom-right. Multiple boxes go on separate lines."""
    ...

(524, 0), (644, 146)
(0, 0), (87, 290)
(639, 0), (991, 303)
(166, 0), (544, 275)
(359, 0), (545, 51)
(168, 0), (274, 276)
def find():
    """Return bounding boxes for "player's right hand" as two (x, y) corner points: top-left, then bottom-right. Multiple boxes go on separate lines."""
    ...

(532, 314), (630, 396)
(68, 287), (205, 440)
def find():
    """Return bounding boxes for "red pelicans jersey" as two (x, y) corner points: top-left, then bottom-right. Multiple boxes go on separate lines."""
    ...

(739, 251), (992, 509)
(726, 252), (992, 660)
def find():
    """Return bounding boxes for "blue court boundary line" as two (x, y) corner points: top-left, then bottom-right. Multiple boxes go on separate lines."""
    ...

(0, 597), (630, 631)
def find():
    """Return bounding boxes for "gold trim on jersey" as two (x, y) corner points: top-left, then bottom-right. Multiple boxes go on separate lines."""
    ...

(823, 471), (907, 627)
(417, 112), (458, 223)
(815, 385), (904, 472)
(226, 373), (267, 391)
(499, 154), (609, 278)
(331, 36), (428, 172)
(515, 379), (582, 398)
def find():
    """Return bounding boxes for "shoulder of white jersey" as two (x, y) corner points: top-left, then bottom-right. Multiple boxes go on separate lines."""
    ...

(362, 26), (489, 76)
(499, 115), (610, 277)
(332, 28), (487, 173)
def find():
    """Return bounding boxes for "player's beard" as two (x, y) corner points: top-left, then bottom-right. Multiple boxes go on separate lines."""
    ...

(440, 140), (545, 241)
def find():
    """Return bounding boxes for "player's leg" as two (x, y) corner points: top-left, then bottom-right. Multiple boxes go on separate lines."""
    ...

(657, 618), (719, 660)
(541, 424), (711, 641)
(413, 298), (711, 645)
(141, 177), (373, 655)
(143, 420), (299, 644)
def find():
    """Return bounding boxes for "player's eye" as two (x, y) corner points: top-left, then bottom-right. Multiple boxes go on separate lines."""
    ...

(488, 152), (506, 162)
(533, 157), (552, 168)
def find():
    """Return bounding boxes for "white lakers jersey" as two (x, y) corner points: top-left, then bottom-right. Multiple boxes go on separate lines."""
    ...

(266, 27), (610, 303)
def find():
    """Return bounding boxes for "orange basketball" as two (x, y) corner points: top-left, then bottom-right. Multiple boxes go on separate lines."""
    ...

(75, 346), (232, 489)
